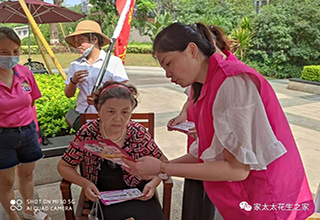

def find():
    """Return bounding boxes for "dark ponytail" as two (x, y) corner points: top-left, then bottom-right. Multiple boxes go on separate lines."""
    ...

(207, 25), (231, 51)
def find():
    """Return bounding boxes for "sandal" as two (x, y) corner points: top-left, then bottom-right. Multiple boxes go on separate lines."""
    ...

(22, 209), (51, 220)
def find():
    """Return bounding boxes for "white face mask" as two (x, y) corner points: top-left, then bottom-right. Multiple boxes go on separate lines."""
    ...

(82, 44), (94, 57)
(0, 55), (20, 70)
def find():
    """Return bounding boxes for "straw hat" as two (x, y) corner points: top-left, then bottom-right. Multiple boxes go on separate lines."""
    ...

(65, 20), (110, 48)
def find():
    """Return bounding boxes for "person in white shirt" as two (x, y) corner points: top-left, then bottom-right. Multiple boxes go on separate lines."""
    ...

(64, 20), (128, 113)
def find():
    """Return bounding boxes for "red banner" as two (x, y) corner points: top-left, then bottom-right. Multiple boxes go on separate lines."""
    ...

(115, 0), (135, 63)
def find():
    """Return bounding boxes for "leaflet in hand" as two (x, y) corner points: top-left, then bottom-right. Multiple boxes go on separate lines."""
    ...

(70, 139), (133, 167)
(100, 188), (143, 206)
(168, 121), (195, 134)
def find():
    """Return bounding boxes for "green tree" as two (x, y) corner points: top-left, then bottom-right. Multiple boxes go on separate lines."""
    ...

(173, 0), (255, 34)
(132, 0), (156, 31)
(50, 0), (64, 45)
(143, 11), (174, 41)
(248, 1), (320, 78)
(231, 17), (255, 61)
(89, 0), (118, 38)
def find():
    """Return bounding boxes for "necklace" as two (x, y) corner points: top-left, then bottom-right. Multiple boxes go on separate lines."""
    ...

(101, 123), (125, 143)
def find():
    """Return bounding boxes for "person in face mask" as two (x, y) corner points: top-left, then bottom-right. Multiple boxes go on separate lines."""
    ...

(0, 27), (51, 220)
(64, 20), (129, 113)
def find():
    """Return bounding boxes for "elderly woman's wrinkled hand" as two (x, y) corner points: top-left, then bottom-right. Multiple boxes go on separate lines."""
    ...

(138, 182), (157, 201)
(122, 156), (161, 180)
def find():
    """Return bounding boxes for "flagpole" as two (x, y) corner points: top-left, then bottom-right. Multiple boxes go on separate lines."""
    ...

(91, 0), (132, 94)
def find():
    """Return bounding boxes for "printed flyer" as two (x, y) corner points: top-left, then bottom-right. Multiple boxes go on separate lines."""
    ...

(71, 139), (133, 167)
(100, 188), (143, 206)
(168, 121), (195, 134)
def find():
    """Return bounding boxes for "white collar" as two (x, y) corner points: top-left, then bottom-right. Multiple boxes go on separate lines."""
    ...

(79, 50), (106, 64)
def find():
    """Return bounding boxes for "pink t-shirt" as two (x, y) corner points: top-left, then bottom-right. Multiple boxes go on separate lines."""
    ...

(0, 64), (41, 127)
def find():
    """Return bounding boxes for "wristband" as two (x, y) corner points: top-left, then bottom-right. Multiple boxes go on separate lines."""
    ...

(70, 77), (77, 85)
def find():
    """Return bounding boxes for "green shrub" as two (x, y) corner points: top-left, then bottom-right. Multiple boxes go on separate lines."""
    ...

(301, 66), (320, 82)
(244, 60), (302, 79)
(20, 46), (40, 55)
(248, 2), (320, 78)
(21, 36), (38, 46)
(20, 45), (70, 55)
(34, 74), (77, 137)
(126, 44), (152, 54)
(102, 43), (152, 54)
(22, 44), (152, 55)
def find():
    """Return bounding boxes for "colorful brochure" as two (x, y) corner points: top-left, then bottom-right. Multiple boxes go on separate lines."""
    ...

(100, 188), (143, 206)
(70, 139), (133, 167)
(168, 121), (195, 134)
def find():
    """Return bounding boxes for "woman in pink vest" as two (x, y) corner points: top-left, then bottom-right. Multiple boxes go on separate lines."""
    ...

(167, 24), (240, 220)
(124, 22), (315, 219)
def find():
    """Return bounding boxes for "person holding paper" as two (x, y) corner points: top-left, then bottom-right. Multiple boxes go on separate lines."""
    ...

(64, 20), (128, 113)
(167, 24), (240, 220)
(123, 22), (315, 220)
(58, 82), (166, 220)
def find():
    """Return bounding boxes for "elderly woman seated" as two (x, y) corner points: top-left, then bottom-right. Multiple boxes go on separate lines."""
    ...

(58, 81), (166, 220)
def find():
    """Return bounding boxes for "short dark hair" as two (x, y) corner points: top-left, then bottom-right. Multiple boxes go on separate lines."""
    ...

(81, 33), (103, 48)
(0, 27), (21, 46)
(93, 81), (138, 111)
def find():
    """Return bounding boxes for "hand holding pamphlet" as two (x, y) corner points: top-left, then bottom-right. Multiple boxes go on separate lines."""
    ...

(100, 188), (143, 206)
(167, 121), (195, 134)
(70, 139), (133, 167)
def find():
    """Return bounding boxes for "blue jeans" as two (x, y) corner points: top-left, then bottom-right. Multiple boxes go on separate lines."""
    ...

(0, 121), (43, 170)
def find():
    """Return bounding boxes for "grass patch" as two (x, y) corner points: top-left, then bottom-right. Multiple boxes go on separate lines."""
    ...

(19, 53), (276, 81)
(124, 54), (158, 67)
(19, 53), (159, 69)
(19, 53), (81, 70)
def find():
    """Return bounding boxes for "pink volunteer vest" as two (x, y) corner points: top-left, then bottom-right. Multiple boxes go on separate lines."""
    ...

(186, 51), (241, 150)
(193, 53), (315, 219)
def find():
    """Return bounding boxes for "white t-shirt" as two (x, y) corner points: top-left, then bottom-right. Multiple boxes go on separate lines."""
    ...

(189, 74), (287, 170)
(65, 50), (128, 113)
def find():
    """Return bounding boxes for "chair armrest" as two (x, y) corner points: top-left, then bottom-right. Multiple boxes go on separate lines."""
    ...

(162, 177), (173, 220)
(60, 179), (75, 220)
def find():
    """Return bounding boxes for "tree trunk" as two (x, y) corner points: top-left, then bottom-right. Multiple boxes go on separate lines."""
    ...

(50, 0), (63, 45)
(50, 23), (59, 44)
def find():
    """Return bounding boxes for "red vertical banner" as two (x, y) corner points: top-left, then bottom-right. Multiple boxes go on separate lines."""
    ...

(115, 0), (136, 63)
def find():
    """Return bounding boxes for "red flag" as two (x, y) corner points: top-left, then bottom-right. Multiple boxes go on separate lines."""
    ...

(115, 0), (136, 63)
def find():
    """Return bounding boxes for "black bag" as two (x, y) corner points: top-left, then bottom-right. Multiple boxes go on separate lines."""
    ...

(65, 108), (80, 130)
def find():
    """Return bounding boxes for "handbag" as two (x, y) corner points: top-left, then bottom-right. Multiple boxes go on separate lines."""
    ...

(65, 108), (80, 130)
(88, 200), (104, 220)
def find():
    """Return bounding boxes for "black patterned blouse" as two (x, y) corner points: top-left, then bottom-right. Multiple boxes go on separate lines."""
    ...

(62, 118), (163, 187)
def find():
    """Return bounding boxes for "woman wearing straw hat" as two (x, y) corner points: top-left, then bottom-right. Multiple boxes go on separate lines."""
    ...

(64, 20), (128, 113)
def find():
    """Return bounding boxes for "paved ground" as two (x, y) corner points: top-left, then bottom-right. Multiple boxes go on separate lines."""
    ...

(1, 66), (320, 220)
